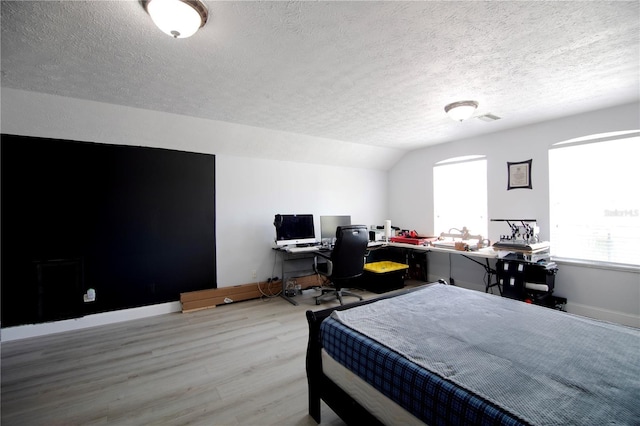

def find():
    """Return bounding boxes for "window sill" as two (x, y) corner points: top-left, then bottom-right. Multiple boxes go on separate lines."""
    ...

(551, 257), (640, 273)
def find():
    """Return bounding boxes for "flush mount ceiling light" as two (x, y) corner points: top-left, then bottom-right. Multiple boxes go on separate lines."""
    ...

(444, 100), (479, 121)
(145, 0), (208, 39)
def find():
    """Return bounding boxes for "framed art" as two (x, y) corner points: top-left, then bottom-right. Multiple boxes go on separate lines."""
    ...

(507, 159), (532, 190)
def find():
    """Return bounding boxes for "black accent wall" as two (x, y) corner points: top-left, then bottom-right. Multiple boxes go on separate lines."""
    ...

(1, 134), (216, 327)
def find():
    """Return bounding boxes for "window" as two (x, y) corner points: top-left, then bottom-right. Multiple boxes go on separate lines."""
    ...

(433, 156), (488, 239)
(549, 131), (640, 267)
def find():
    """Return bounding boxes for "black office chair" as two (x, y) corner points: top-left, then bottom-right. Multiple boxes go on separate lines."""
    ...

(313, 225), (369, 305)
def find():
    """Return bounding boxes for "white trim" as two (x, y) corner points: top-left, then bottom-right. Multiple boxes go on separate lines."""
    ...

(552, 257), (640, 273)
(0, 301), (182, 342)
(565, 301), (640, 329)
(550, 129), (639, 148)
(434, 154), (486, 166)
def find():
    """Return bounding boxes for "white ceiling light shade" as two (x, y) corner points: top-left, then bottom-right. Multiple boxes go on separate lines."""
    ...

(444, 100), (479, 121)
(145, 0), (208, 39)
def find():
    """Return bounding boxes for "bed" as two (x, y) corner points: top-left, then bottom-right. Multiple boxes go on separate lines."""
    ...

(305, 283), (640, 425)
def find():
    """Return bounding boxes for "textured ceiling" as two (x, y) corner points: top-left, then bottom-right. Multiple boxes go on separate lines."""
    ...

(1, 1), (639, 152)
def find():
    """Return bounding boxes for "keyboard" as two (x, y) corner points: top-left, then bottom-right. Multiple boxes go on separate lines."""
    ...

(287, 246), (320, 253)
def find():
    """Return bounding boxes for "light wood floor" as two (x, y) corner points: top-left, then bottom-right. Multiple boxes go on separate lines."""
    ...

(1, 283), (421, 425)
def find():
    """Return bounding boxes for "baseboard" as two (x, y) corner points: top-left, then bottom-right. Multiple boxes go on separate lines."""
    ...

(565, 301), (640, 328)
(0, 279), (294, 342)
(1, 301), (182, 342)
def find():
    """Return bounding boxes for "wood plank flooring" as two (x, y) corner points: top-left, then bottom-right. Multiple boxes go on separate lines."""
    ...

(1, 284), (420, 425)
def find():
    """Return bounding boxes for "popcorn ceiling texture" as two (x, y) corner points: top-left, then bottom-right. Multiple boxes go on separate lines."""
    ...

(1, 1), (638, 152)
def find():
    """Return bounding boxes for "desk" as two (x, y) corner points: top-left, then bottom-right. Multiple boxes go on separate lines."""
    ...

(386, 243), (501, 293)
(274, 241), (560, 307)
(273, 243), (502, 305)
(274, 242), (386, 306)
(273, 247), (325, 305)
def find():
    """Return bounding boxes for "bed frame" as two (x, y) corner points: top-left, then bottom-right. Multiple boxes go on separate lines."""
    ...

(305, 285), (428, 425)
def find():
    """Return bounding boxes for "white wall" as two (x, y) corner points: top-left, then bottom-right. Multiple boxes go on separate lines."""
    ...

(0, 89), (404, 170)
(216, 155), (386, 286)
(388, 102), (640, 327)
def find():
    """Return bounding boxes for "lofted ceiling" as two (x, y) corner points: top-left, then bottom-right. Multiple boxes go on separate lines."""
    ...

(1, 0), (639, 155)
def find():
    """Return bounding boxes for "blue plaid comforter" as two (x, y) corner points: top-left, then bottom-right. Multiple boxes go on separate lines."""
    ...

(321, 316), (527, 426)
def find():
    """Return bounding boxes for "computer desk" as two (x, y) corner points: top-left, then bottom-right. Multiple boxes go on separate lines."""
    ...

(381, 242), (501, 294)
(274, 242), (386, 306)
(273, 247), (324, 305)
(274, 242), (500, 306)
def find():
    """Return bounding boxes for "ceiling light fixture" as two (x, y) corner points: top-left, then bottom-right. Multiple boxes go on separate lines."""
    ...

(444, 100), (479, 121)
(145, 0), (208, 39)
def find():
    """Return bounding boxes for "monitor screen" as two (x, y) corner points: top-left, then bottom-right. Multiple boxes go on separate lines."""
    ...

(274, 214), (316, 246)
(320, 215), (352, 240)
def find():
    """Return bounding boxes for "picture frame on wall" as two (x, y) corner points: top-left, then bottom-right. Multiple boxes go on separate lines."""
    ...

(507, 159), (532, 190)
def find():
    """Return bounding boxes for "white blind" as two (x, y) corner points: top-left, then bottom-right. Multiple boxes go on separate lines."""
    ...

(549, 133), (640, 266)
(433, 158), (487, 238)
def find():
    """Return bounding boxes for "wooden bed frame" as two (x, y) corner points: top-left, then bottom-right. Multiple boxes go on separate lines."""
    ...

(305, 285), (428, 425)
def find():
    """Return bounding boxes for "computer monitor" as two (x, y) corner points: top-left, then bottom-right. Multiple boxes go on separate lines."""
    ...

(273, 214), (316, 246)
(320, 215), (352, 241)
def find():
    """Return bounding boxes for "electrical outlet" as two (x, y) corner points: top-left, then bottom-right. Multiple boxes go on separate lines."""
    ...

(252, 270), (257, 279)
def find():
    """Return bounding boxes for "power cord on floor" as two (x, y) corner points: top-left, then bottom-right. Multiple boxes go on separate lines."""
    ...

(259, 276), (282, 300)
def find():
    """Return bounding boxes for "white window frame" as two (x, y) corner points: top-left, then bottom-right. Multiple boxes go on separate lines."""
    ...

(433, 155), (488, 240)
(549, 130), (640, 270)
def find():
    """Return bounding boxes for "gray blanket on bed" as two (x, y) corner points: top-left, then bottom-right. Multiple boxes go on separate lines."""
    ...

(332, 284), (640, 425)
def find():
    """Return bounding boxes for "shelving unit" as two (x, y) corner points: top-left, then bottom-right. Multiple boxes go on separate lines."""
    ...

(496, 256), (565, 310)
